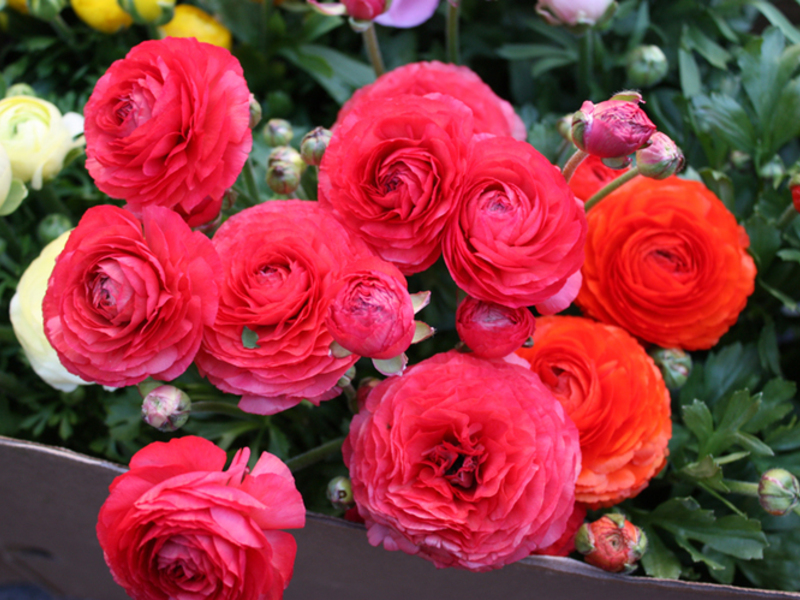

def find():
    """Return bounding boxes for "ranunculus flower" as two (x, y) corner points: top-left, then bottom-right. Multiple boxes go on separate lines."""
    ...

(536, 0), (616, 27)
(325, 256), (415, 360)
(443, 135), (587, 311)
(83, 38), (251, 222)
(334, 61), (526, 141)
(575, 514), (647, 574)
(70, 0), (133, 32)
(571, 95), (655, 159)
(319, 93), (474, 275)
(195, 201), (373, 415)
(532, 503), (587, 557)
(43, 205), (221, 387)
(516, 316), (671, 508)
(97, 436), (305, 600)
(568, 154), (625, 202)
(10, 231), (91, 393)
(576, 176), (757, 350)
(374, 0), (439, 27)
(455, 296), (535, 358)
(344, 351), (581, 571)
(0, 96), (84, 190)
(157, 5), (233, 50)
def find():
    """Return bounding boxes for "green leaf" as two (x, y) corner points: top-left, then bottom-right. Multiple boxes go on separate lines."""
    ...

(699, 168), (736, 213)
(737, 527), (800, 590)
(739, 28), (791, 137)
(498, 44), (575, 61)
(684, 26), (731, 69)
(777, 248), (800, 263)
(698, 343), (762, 408)
(767, 76), (800, 155)
(531, 55), (577, 78)
(691, 94), (757, 154)
(300, 13), (344, 42)
(682, 400), (714, 449)
(746, 379), (796, 434)
(757, 319), (783, 377)
(679, 47), (702, 98)
(747, 1), (800, 45)
(268, 423), (291, 459)
(681, 455), (729, 491)
(732, 431), (774, 457)
(242, 326), (260, 349)
(745, 213), (783, 269)
(279, 45), (374, 105)
(759, 277), (799, 310)
(641, 526), (682, 579)
(703, 548), (736, 584)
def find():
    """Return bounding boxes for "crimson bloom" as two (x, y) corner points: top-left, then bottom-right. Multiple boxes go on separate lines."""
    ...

(571, 95), (655, 159)
(455, 296), (535, 358)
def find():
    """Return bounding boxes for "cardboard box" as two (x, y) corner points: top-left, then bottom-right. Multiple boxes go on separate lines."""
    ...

(1, 436), (798, 600)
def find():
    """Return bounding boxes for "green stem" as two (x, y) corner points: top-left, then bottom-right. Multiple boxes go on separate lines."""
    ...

(577, 31), (594, 101)
(50, 15), (76, 48)
(192, 401), (250, 418)
(446, 1), (460, 65)
(285, 436), (345, 473)
(561, 149), (588, 183)
(584, 166), (640, 211)
(0, 217), (21, 258)
(362, 25), (386, 77)
(243, 159), (260, 204)
(231, 185), (257, 207)
(776, 202), (798, 229)
(723, 479), (759, 497)
(294, 182), (310, 200)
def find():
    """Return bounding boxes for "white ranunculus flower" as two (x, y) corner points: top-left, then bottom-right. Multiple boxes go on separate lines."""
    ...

(9, 231), (91, 392)
(536, 0), (616, 27)
(0, 96), (85, 190)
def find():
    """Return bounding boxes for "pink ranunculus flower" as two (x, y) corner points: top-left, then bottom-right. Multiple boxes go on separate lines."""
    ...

(343, 0), (388, 20)
(571, 94), (656, 159)
(83, 38), (252, 225)
(335, 61), (526, 141)
(374, 0), (439, 28)
(536, 0), (615, 27)
(344, 351), (581, 571)
(195, 200), (374, 415)
(455, 296), (535, 359)
(325, 256), (416, 360)
(97, 436), (305, 600)
(42, 205), (221, 388)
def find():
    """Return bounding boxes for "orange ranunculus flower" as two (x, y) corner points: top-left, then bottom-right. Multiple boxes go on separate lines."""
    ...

(516, 315), (671, 508)
(576, 176), (756, 350)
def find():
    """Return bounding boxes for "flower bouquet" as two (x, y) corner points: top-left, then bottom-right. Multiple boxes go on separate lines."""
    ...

(2, 0), (800, 597)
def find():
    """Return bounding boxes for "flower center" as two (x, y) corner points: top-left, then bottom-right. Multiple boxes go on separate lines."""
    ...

(258, 264), (289, 287)
(424, 439), (484, 490)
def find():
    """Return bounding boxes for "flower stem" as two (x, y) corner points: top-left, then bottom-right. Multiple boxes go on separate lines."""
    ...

(192, 401), (251, 418)
(50, 15), (76, 48)
(577, 31), (594, 100)
(362, 24), (386, 77)
(285, 436), (345, 473)
(561, 149), (588, 183)
(776, 202), (798, 229)
(584, 166), (640, 211)
(446, 1), (461, 65)
(242, 159), (260, 204)
(723, 479), (759, 497)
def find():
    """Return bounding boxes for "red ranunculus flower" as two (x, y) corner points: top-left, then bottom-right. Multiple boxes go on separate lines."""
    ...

(83, 38), (252, 224)
(334, 61), (526, 141)
(455, 296), (535, 358)
(325, 256), (415, 360)
(195, 200), (373, 415)
(568, 154), (625, 202)
(97, 436), (305, 600)
(344, 351), (581, 571)
(443, 136), (587, 311)
(42, 205), (221, 387)
(318, 93), (474, 275)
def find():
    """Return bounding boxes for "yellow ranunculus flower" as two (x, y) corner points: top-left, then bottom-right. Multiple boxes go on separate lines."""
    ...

(70, 0), (132, 33)
(6, 0), (29, 14)
(158, 4), (232, 50)
(10, 231), (91, 393)
(0, 96), (85, 190)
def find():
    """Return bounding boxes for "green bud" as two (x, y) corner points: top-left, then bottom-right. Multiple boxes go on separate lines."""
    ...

(263, 118), (294, 147)
(636, 132), (684, 180)
(648, 347), (692, 390)
(141, 384), (191, 432)
(557, 113), (573, 141)
(5, 83), (36, 98)
(268, 145), (306, 173)
(266, 161), (301, 195)
(248, 94), (262, 130)
(26, 0), (66, 20)
(626, 45), (669, 88)
(601, 155), (632, 170)
(326, 476), (355, 510)
(37, 213), (72, 245)
(759, 469), (800, 516)
(300, 126), (332, 167)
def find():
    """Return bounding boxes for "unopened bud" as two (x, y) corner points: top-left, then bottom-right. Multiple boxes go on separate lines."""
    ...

(120, 0), (176, 25)
(326, 476), (355, 510)
(300, 126), (332, 166)
(557, 113), (573, 141)
(222, 187), (239, 211)
(5, 83), (36, 98)
(248, 94), (262, 130)
(759, 469), (800, 516)
(37, 214), (72, 245)
(26, 0), (67, 21)
(636, 132), (684, 180)
(266, 161), (301, 195)
(268, 145), (305, 172)
(342, 0), (387, 20)
(575, 514), (647, 574)
(141, 384), (191, 432)
(648, 347), (692, 390)
(571, 95), (656, 159)
(627, 45), (669, 88)
(601, 155), (632, 170)
(759, 155), (785, 182)
(263, 118), (294, 147)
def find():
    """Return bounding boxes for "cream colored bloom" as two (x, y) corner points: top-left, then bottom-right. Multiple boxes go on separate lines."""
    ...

(158, 5), (232, 50)
(10, 231), (91, 392)
(0, 96), (85, 190)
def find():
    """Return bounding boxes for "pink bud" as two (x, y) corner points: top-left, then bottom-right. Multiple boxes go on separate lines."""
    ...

(456, 296), (536, 359)
(343, 0), (388, 20)
(571, 96), (656, 159)
(325, 256), (416, 360)
(636, 132), (684, 179)
(141, 385), (191, 432)
(536, 0), (617, 27)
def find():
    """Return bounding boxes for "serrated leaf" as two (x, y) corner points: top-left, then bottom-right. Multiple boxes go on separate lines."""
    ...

(737, 527), (800, 590)
(242, 326), (260, 349)
(767, 76), (800, 156)
(683, 400), (714, 448)
(733, 431), (775, 456)
(746, 213), (782, 269)
(692, 94), (756, 154)
(746, 379), (795, 434)
(699, 343), (762, 407)
(684, 26), (731, 69)
(703, 548), (736, 585)
(674, 534), (726, 570)
(641, 526), (682, 580)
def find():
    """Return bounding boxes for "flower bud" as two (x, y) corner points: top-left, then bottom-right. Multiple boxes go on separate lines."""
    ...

(248, 94), (262, 130)
(790, 173), (800, 213)
(758, 469), (800, 516)
(326, 476), (355, 510)
(637, 132), (684, 180)
(342, 0), (387, 21)
(535, 0), (616, 28)
(575, 514), (647, 574)
(300, 126), (332, 167)
(141, 384), (191, 432)
(266, 161), (301, 195)
(118, 0), (174, 24)
(268, 145), (305, 172)
(456, 297), (536, 359)
(263, 119), (294, 147)
(0, 96), (85, 190)
(571, 95), (656, 159)
(648, 347), (692, 390)
(27, 0), (67, 21)
(70, 0), (132, 32)
(627, 45), (669, 88)
(37, 213), (72, 245)
(557, 113), (573, 141)
(601, 155), (632, 170)
(157, 5), (231, 49)
(5, 83), (36, 98)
